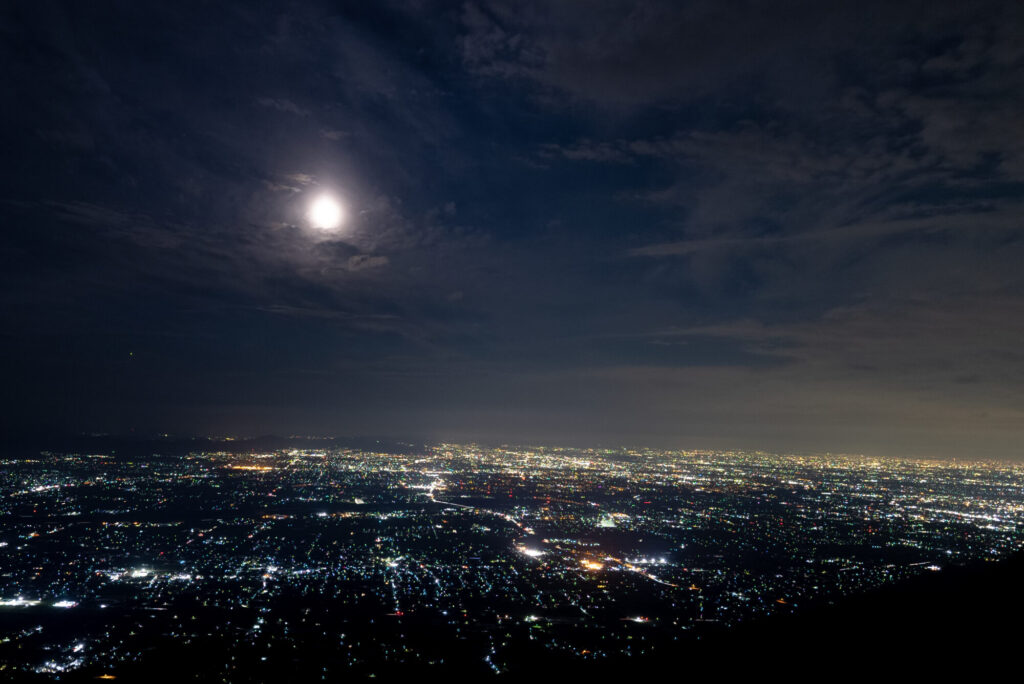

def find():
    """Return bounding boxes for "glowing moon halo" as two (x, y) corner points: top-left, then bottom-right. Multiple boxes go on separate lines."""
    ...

(309, 194), (344, 230)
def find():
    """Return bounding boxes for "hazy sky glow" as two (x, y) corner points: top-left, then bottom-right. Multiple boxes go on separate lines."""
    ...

(3, 1), (1024, 458)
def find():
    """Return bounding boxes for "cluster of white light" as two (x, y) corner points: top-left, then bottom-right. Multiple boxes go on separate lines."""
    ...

(0, 597), (40, 607)
(625, 557), (668, 565)
(35, 658), (84, 674)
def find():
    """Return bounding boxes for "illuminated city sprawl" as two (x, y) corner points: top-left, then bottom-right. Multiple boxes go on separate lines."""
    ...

(1, 445), (1022, 677)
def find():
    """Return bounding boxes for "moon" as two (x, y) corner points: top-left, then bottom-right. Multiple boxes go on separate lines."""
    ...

(309, 194), (344, 230)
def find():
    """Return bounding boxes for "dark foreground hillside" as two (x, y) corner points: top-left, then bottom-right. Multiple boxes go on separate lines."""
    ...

(559, 550), (1024, 681)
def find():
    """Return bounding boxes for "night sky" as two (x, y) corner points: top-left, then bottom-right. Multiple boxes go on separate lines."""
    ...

(3, 1), (1024, 458)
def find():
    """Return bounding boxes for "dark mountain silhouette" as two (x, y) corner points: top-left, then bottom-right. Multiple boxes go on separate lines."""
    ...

(554, 550), (1024, 680)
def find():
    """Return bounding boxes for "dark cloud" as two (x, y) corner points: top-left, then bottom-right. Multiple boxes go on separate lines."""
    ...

(2, 0), (1024, 458)
(256, 98), (310, 117)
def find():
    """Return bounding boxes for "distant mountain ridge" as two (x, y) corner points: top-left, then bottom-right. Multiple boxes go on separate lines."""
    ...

(0, 432), (425, 458)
